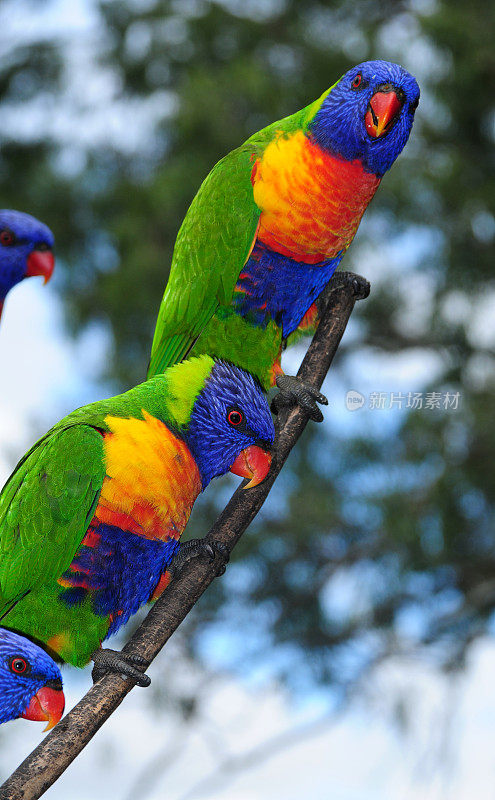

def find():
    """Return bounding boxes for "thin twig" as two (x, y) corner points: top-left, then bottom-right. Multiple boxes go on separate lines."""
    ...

(0, 272), (368, 800)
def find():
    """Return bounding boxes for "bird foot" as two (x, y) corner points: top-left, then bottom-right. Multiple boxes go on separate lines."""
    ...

(91, 648), (151, 687)
(168, 539), (230, 581)
(327, 270), (370, 300)
(271, 375), (328, 423)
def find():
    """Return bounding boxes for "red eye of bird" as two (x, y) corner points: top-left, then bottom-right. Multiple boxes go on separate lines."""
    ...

(10, 657), (28, 674)
(0, 229), (15, 247)
(351, 73), (362, 89)
(227, 409), (244, 427)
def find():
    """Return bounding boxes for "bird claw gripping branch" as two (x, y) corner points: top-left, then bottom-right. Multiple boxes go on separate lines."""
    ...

(168, 538), (230, 581)
(271, 375), (328, 423)
(91, 649), (151, 687)
(326, 270), (370, 301)
(312, 269), (370, 329)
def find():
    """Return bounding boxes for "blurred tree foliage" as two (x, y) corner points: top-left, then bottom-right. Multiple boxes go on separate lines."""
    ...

(0, 0), (494, 698)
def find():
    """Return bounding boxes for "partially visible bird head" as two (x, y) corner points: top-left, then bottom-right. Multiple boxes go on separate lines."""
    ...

(0, 628), (65, 729)
(164, 356), (275, 490)
(309, 60), (420, 177)
(0, 210), (55, 320)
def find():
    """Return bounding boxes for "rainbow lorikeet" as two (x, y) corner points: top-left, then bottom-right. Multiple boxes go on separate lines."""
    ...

(0, 356), (274, 683)
(148, 60), (419, 420)
(0, 627), (64, 729)
(0, 210), (55, 322)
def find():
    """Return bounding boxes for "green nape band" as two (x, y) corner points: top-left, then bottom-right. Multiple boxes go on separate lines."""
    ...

(164, 355), (215, 426)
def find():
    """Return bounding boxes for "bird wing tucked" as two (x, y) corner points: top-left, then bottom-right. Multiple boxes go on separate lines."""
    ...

(147, 144), (261, 377)
(0, 425), (106, 613)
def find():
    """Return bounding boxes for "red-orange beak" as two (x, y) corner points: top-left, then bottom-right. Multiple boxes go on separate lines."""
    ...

(20, 683), (65, 731)
(365, 88), (403, 138)
(26, 248), (55, 285)
(230, 445), (272, 489)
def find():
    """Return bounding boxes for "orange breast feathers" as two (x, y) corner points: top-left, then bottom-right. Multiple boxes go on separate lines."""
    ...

(92, 411), (202, 542)
(251, 130), (380, 264)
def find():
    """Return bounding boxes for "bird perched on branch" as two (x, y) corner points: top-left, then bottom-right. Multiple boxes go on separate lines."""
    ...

(0, 356), (274, 684)
(0, 628), (64, 729)
(148, 60), (419, 420)
(0, 210), (55, 322)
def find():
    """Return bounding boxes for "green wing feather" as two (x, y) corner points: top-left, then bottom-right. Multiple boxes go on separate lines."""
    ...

(0, 424), (106, 614)
(148, 144), (261, 377)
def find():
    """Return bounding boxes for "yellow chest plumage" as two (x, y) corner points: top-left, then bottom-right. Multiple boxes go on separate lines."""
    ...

(92, 411), (202, 542)
(252, 130), (380, 263)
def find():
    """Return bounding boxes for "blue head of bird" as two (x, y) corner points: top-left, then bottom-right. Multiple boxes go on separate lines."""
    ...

(0, 210), (55, 319)
(183, 359), (275, 489)
(0, 628), (65, 729)
(310, 60), (420, 177)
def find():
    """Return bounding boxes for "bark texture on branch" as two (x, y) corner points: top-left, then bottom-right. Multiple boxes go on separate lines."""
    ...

(0, 272), (368, 800)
